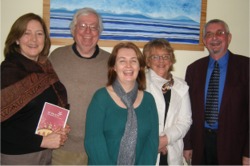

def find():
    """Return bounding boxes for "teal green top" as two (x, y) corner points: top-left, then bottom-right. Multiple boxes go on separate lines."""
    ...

(84, 87), (159, 165)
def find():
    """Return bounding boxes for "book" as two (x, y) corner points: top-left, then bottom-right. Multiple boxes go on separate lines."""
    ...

(35, 102), (70, 136)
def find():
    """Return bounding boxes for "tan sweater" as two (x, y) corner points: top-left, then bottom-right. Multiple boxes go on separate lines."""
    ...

(49, 45), (110, 153)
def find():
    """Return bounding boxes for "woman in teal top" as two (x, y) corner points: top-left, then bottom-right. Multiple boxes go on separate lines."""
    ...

(84, 42), (159, 165)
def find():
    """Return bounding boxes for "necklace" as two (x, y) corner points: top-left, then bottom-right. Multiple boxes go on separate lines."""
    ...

(161, 74), (174, 94)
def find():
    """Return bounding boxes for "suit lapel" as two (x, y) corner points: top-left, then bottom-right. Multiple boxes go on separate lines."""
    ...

(219, 52), (234, 116)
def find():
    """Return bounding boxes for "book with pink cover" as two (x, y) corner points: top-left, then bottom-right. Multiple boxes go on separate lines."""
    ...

(35, 102), (70, 136)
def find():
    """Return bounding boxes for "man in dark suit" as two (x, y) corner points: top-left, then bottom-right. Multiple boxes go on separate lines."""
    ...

(183, 19), (249, 165)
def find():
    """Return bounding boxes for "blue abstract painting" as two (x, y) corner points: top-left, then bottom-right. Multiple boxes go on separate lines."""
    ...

(49, 0), (202, 45)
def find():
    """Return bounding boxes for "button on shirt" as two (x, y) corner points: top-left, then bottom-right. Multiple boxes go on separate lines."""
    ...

(204, 51), (229, 129)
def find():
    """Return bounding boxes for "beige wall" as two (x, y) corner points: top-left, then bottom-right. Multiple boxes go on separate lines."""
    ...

(1, 0), (249, 79)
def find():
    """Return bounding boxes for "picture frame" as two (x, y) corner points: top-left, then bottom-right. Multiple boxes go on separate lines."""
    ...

(43, 0), (207, 50)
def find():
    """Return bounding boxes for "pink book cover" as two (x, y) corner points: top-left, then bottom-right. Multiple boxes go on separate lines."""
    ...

(35, 102), (70, 136)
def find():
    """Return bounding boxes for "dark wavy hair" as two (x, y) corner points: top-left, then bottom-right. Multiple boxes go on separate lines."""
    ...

(4, 13), (51, 58)
(107, 42), (146, 90)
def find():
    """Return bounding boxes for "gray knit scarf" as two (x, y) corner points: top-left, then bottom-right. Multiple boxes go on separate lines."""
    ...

(112, 79), (138, 165)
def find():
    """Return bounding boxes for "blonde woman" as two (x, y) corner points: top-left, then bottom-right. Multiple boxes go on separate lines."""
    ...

(143, 38), (192, 165)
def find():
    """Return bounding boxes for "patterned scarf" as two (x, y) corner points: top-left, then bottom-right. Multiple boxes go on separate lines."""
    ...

(112, 79), (138, 165)
(1, 53), (68, 122)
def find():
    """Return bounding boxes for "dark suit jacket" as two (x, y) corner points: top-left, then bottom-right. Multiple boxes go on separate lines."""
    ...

(184, 51), (249, 165)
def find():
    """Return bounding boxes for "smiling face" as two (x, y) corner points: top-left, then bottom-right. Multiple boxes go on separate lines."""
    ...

(16, 20), (45, 61)
(74, 13), (100, 55)
(203, 22), (232, 60)
(114, 48), (140, 85)
(147, 48), (173, 78)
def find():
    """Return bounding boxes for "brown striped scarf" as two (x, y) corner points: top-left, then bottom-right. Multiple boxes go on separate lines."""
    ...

(1, 53), (68, 122)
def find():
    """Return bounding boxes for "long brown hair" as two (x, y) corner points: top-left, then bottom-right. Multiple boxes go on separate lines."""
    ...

(4, 13), (51, 58)
(107, 42), (146, 90)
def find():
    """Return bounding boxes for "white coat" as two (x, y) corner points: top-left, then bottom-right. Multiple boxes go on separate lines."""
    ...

(146, 69), (192, 165)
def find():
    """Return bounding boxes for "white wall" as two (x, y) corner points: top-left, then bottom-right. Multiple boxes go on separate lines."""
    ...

(1, 0), (249, 79)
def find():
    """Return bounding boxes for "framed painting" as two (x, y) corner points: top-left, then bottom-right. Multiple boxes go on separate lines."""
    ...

(43, 0), (207, 50)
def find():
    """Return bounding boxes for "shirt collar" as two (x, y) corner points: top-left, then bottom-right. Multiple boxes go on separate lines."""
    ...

(72, 43), (99, 59)
(208, 50), (229, 69)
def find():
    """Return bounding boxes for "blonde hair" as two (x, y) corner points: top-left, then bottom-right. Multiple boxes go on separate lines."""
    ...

(143, 38), (176, 72)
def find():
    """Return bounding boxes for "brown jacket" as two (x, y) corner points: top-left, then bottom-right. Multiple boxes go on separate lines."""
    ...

(184, 51), (249, 165)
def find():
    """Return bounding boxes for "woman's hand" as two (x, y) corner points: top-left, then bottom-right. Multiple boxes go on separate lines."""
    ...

(40, 125), (70, 149)
(159, 147), (168, 155)
(40, 132), (67, 149)
(158, 135), (168, 150)
(56, 124), (71, 135)
(158, 135), (168, 154)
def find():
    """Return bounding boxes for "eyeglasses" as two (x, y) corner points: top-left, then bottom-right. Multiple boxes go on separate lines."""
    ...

(78, 23), (99, 32)
(205, 30), (227, 39)
(150, 55), (171, 61)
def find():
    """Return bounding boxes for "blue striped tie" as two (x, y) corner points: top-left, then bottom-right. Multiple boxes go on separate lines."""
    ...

(205, 61), (220, 125)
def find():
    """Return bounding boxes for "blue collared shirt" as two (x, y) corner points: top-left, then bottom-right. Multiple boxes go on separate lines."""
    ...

(204, 51), (229, 129)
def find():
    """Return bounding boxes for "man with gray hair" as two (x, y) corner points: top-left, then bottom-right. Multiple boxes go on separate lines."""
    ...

(183, 19), (249, 165)
(49, 7), (110, 165)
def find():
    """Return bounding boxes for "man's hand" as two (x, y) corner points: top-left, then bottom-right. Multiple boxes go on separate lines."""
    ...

(183, 150), (192, 165)
(243, 156), (250, 166)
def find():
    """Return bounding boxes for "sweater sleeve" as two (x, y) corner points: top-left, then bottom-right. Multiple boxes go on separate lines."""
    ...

(138, 94), (159, 165)
(84, 90), (114, 165)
